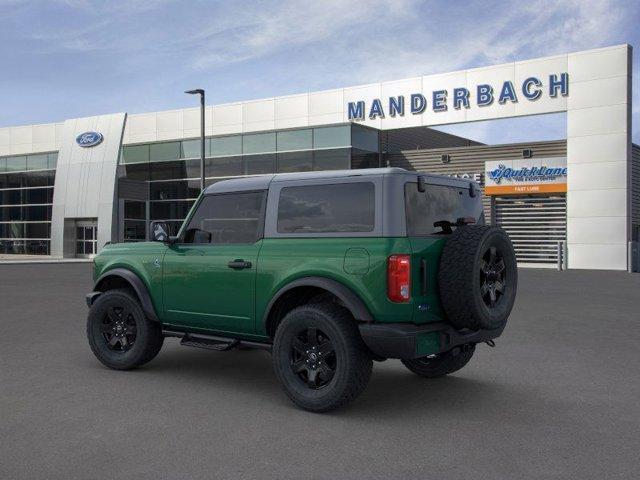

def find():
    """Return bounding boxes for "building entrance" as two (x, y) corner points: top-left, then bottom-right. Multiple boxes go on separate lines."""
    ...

(76, 220), (97, 257)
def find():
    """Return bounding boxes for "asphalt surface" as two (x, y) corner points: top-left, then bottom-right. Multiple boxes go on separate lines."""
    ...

(1, 264), (639, 480)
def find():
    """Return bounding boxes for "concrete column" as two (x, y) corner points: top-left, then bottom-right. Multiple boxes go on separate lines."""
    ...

(566, 45), (632, 270)
(50, 113), (126, 258)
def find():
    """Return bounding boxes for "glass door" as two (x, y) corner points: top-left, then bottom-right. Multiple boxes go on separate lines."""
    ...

(76, 221), (97, 257)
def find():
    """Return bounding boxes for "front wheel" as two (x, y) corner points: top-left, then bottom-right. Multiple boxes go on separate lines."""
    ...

(87, 289), (164, 370)
(272, 304), (373, 412)
(401, 344), (475, 378)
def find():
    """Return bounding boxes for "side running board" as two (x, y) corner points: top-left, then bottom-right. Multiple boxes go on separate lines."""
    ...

(163, 330), (272, 353)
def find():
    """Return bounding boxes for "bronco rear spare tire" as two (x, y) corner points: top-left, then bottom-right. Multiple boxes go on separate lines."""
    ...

(438, 225), (517, 331)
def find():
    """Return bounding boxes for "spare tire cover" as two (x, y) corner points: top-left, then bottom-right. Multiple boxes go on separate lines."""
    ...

(437, 225), (517, 331)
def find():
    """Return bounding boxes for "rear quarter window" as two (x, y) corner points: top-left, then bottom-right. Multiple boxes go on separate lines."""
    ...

(277, 182), (375, 234)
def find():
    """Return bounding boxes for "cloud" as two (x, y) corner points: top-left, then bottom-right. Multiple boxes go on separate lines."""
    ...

(189, 0), (416, 70)
(1, 0), (637, 142)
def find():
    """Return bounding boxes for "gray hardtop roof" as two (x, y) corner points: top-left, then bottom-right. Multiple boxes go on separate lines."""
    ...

(203, 167), (473, 194)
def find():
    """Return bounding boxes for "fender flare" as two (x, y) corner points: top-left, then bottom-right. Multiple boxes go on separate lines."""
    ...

(91, 268), (159, 322)
(263, 276), (373, 331)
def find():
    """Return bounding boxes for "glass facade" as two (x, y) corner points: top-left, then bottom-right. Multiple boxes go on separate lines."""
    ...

(0, 152), (57, 254)
(119, 124), (379, 240)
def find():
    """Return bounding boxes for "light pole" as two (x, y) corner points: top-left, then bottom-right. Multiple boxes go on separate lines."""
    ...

(185, 89), (205, 191)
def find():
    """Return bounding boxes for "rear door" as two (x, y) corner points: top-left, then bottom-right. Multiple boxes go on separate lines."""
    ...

(404, 179), (483, 323)
(162, 191), (266, 334)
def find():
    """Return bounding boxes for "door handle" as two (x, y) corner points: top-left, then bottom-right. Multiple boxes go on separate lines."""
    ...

(228, 259), (252, 270)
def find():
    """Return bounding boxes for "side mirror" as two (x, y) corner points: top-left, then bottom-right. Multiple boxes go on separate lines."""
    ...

(150, 221), (171, 242)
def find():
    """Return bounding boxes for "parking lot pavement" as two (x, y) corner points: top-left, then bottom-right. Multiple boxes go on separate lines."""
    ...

(1, 263), (639, 480)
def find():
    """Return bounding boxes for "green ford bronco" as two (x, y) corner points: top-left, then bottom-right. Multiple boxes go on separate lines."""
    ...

(86, 168), (517, 412)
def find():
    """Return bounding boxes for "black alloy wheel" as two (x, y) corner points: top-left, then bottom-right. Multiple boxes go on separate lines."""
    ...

(101, 305), (137, 352)
(272, 303), (373, 412)
(480, 246), (506, 308)
(402, 344), (476, 378)
(87, 288), (164, 370)
(438, 225), (517, 330)
(290, 327), (336, 389)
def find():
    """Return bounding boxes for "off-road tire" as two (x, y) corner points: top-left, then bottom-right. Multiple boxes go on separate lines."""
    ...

(272, 303), (373, 412)
(87, 288), (164, 370)
(401, 345), (475, 378)
(438, 225), (517, 331)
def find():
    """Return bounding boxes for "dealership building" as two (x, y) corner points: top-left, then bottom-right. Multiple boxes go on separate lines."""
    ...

(0, 44), (637, 271)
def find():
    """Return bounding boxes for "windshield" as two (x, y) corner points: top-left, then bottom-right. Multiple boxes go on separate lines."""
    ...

(404, 182), (482, 236)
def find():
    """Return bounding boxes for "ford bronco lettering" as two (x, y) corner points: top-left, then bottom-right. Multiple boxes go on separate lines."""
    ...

(86, 168), (517, 412)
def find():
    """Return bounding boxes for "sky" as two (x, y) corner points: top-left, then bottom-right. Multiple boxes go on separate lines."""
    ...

(0, 0), (638, 144)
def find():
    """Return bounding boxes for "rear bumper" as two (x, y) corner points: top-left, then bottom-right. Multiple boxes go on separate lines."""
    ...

(359, 322), (505, 360)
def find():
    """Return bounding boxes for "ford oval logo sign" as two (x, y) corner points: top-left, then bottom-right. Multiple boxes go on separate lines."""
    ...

(76, 131), (103, 148)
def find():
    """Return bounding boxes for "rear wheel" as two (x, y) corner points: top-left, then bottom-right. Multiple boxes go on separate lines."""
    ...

(272, 303), (372, 412)
(87, 289), (164, 370)
(401, 345), (475, 378)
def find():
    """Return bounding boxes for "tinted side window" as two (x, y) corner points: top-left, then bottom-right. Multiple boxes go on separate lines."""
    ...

(277, 183), (375, 234)
(405, 182), (467, 236)
(183, 191), (265, 244)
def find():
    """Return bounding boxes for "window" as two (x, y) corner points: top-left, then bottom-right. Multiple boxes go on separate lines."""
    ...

(123, 200), (146, 241)
(277, 151), (313, 173)
(351, 149), (379, 169)
(122, 163), (150, 181)
(27, 154), (49, 171)
(183, 191), (265, 244)
(277, 129), (312, 151)
(150, 200), (195, 220)
(48, 153), (58, 169)
(404, 182), (469, 236)
(150, 142), (181, 162)
(206, 156), (243, 178)
(26, 222), (51, 238)
(243, 133), (276, 154)
(351, 125), (379, 152)
(0, 156), (55, 255)
(211, 136), (242, 157)
(123, 220), (146, 242)
(124, 201), (146, 219)
(150, 180), (200, 200)
(313, 126), (350, 149)
(24, 188), (53, 204)
(0, 222), (24, 238)
(181, 138), (210, 159)
(5, 156), (27, 172)
(25, 170), (55, 187)
(122, 145), (149, 164)
(0, 153), (57, 174)
(76, 225), (97, 256)
(313, 149), (350, 171)
(277, 183), (375, 234)
(245, 154), (276, 175)
(150, 159), (200, 181)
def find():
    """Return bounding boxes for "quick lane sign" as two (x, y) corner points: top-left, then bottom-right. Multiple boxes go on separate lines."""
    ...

(484, 157), (567, 195)
(347, 73), (569, 120)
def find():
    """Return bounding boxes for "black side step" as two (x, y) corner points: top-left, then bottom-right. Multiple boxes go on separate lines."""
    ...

(163, 330), (272, 353)
(181, 335), (239, 351)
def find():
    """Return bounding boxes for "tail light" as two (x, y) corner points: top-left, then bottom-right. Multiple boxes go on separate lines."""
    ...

(387, 254), (411, 302)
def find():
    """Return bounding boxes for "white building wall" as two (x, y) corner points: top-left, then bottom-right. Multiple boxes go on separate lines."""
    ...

(50, 113), (126, 257)
(0, 122), (64, 156)
(0, 45), (633, 269)
(566, 46), (632, 269)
